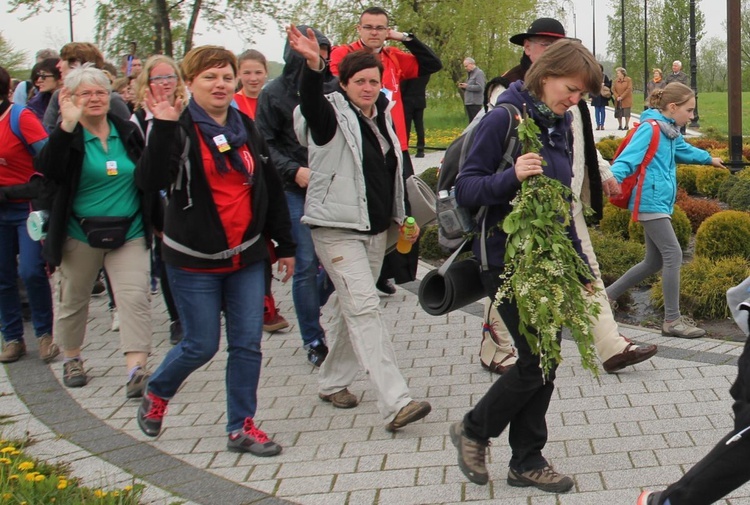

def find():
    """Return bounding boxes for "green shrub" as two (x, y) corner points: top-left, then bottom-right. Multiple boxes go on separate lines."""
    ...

(650, 256), (750, 319)
(738, 168), (750, 181)
(626, 206), (691, 250)
(727, 178), (750, 211)
(694, 210), (750, 260)
(718, 175), (739, 203)
(595, 137), (622, 161)
(599, 203), (631, 240)
(417, 167), (439, 194)
(418, 224), (449, 260)
(695, 167), (730, 198)
(676, 197), (722, 233)
(676, 165), (701, 194)
(590, 229), (655, 287)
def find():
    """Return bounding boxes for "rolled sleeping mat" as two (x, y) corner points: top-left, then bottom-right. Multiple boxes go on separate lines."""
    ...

(386, 175), (438, 254)
(418, 258), (486, 316)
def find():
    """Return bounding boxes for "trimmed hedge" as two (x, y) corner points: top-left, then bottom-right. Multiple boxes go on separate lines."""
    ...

(694, 210), (750, 261)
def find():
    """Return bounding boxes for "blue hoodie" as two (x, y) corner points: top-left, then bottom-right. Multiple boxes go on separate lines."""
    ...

(455, 81), (589, 273)
(610, 108), (712, 216)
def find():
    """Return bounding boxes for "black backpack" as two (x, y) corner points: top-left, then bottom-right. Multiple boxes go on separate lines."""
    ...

(435, 102), (521, 251)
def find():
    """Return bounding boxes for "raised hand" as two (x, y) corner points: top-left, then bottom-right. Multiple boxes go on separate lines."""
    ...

(145, 86), (183, 122)
(57, 87), (84, 132)
(286, 24), (321, 68)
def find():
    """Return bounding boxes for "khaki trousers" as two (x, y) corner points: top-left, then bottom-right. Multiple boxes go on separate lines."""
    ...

(54, 237), (151, 354)
(312, 228), (411, 423)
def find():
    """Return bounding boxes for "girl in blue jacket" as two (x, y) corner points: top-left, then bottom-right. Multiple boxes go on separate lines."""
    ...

(606, 83), (724, 339)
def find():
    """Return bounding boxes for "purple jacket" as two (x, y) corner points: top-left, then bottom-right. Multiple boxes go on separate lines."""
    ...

(454, 81), (590, 274)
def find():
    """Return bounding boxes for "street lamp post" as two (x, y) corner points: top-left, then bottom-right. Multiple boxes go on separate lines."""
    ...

(68, 0), (74, 41)
(592, 0), (596, 56)
(644, 0), (648, 109)
(621, 0), (626, 68)
(689, 0), (700, 127)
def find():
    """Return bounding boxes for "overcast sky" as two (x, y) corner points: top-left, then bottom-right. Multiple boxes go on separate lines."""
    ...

(0, 0), (724, 65)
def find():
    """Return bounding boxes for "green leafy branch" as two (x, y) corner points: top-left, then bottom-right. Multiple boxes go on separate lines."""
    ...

(496, 104), (600, 377)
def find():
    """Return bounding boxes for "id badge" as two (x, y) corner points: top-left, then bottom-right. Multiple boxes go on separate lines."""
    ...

(106, 160), (118, 176)
(213, 134), (231, 153)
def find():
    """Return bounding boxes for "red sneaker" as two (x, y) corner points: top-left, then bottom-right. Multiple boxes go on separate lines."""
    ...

(227, 418), (282, 456)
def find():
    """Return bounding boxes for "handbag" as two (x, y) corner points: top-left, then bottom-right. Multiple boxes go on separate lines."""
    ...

(78, 215), (136, 249)
(600, 85), (612, 99)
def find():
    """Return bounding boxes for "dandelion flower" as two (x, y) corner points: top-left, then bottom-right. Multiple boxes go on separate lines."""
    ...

(124, 485), (133, 492)
(17, 462), (33, 471)
(34, 475), (45, 482)
(0, 447), (15, 454)
(57, 480), (68, 490)
(0, 458), (11, 465)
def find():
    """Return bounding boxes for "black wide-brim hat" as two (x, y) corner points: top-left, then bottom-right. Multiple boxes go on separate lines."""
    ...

(509, 17), (567, 46)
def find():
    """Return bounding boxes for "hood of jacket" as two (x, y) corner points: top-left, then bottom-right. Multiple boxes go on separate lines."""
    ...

(281, 25), (331, 91)
(640, 107), (673, 124)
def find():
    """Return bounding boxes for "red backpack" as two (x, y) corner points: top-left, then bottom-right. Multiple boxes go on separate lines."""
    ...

(608, 120), (660, 221)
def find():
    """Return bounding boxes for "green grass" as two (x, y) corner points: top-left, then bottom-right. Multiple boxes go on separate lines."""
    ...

(694, 92), (750, 136)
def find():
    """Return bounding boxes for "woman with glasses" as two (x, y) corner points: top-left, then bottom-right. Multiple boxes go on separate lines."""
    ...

(26, 59), (62, 120)
(36, 66), (153, 396)
(131, 55), (187, 346)
(0, 65), (57, 365)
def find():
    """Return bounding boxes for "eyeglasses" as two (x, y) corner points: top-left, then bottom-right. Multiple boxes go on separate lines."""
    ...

(360, 25), (388, 32)
(35, 74), (56, 80)
(529, 39), (555, 48)
(74, 90), (110, 99)
(149, 74), (178, 83)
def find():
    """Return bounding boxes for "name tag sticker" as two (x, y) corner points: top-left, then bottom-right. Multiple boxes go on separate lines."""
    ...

(213, 134), (231, 153)
(106, 160), (118, 176)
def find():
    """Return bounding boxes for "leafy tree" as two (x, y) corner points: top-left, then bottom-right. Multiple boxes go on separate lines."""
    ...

(0, 32), (28, 77)
(650, 0), (704, 73)
(9, 0), (287, 61)
(697, 36), (726, 92)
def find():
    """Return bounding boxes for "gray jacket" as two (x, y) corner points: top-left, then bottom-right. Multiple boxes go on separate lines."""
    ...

(463, 67), (486, 106)
(293, 92), (405, 232)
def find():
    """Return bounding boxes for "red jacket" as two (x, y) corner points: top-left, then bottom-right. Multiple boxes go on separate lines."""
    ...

(330, 37), (442, 149)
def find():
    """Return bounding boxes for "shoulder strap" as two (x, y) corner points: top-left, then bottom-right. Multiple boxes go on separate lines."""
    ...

(10, 105), (35, 156)
(631, 120), (660, 221)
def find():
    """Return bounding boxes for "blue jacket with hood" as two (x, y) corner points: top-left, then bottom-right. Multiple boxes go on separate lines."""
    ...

(454, 81), (589, 273)
(610, 108), (712, 216)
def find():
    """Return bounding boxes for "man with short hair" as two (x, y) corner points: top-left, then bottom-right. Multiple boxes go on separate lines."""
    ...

(459, 57), (485, 123)
(330, 6), (442, 293)
(665, 60), (689, 86)
(475, 17), (657, 379)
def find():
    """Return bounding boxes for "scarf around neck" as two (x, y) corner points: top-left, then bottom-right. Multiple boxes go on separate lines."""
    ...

(188, 99), (250, 176)
(655, 118), (681, 139)
(527, 93), (564, 129)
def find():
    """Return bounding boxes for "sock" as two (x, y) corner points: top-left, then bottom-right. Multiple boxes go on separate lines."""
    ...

(127, 365), (142, 381)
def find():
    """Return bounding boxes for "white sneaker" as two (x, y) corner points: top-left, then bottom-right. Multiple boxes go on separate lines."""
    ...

(111, 308), (120, 332)
(662, 315), (705, 339)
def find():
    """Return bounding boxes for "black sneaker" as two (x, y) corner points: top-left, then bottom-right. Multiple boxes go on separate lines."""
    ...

(227, 418), (282, 456)
(169, 320), (183, 345)
(306, 340), (328, 367)
(376, 278), (396, 295)
(63, 359), (87, 388)
(137, 391), (168, 437)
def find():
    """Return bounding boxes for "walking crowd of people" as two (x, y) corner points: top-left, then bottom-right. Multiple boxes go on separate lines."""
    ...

(2, 7), (750, 503)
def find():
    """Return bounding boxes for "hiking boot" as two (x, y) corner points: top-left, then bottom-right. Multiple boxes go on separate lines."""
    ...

(386, 400), (431, 432)
(637, 490), (662, 505)
(376, 278), (396, 295)
(126, 367), (150, 399)
(449, 421), (489, 485)
(169, 320), (183, 345)
(62, 359), (87, 388)
(0, 341), (26, 363)
(137, 391), (168, 437)
(507, 464), (574, 493)
(319, 388), (359, 408)
(662, 315), (706, 339)
(227, 417), (282, 456)
(110, 308), (120, 332)
(263, 311), (290, 333)
(305, 339), (328, 367)
(37, 334), (59, 363)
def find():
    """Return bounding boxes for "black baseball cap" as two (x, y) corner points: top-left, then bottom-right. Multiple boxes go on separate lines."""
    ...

(509, 18), (568, 46)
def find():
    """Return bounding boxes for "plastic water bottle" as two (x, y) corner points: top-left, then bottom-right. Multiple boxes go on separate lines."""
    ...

(397, 217), (417, 254)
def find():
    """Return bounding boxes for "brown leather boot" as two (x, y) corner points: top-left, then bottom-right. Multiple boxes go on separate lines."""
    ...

(0, 341), (26, 363)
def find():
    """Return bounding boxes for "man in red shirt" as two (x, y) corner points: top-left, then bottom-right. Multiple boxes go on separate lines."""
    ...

(330, 6), (442, 291)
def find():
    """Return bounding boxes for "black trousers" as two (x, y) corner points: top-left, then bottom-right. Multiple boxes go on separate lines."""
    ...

(659, 335), (750, 504)
(404, 105), (425, 152)
(463, 266), (557, 473)
(465, 104), (482, 123)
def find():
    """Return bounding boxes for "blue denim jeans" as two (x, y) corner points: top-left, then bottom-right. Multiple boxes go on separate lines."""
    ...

(594, 106), (606, 127)
(0, 202), (53, 343)
(285, 191), (334, 346)
(148, 261), (265, 432)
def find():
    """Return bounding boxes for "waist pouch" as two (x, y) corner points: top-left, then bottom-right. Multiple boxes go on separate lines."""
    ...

(78, 215), (136, 249)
